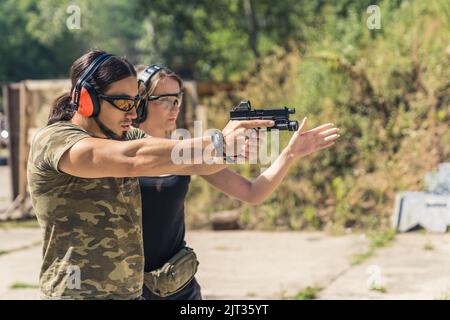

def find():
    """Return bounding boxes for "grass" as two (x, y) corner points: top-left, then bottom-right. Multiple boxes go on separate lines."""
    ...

(279, 289), (288, 299)
(436, 292), (449, 300)
(294, 286), (323, 300)
(9, 282), (39, 290)
(0, 219), (40, 229)
(369, 229), (397, 248)
(351, 249), (376, 266)
(423, 241), (435, 251)
(351, 229), (396, 266)
(369, 286), (387, 293)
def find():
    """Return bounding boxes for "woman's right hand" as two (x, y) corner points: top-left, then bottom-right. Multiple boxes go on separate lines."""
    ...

(285, 117), (340, 160)
(221, 119), (274, 159)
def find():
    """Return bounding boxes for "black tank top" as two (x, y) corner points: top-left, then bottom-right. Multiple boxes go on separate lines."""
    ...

(139, 175), (191, 271)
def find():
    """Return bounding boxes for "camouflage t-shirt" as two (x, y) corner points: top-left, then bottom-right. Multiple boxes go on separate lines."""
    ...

(27, 121), (147, 300)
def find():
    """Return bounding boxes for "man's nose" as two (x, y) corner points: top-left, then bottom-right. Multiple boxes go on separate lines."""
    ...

(127, 105), (138, 119)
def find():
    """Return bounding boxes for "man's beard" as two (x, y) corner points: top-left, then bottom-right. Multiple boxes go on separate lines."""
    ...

(94, 117), (127, 141)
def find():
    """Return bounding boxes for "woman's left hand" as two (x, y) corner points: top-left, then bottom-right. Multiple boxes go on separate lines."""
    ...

(286, 117), (340, 159)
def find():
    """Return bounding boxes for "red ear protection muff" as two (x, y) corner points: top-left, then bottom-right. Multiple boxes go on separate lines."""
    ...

(71, 53), (113, 118)
(73, 82), (101, 118)
(135, 64), (164, 124)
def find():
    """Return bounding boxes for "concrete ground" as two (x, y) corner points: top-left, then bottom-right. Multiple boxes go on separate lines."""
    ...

(0, 227), (449, 300)
(320, 233), (450, 300)
(1, 164), (450, 300)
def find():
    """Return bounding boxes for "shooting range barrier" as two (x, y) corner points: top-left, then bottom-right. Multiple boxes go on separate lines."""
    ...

(393, 163), (450, 233)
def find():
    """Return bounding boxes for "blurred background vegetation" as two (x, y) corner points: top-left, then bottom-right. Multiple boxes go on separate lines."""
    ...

(0, 0), (449, 232)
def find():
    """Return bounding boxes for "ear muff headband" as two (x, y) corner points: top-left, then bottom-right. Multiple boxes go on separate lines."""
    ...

(135, 64), (164, 124)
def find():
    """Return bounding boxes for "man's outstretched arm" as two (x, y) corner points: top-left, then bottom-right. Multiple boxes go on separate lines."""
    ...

(59, 135), (226, 178)
(59, 119), (275, 178)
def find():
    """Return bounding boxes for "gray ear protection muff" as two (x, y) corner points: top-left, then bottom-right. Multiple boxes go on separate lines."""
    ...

(135, 64), (164, 124)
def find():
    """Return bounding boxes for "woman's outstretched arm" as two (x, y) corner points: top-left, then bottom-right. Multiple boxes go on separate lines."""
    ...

(201, 118), (340, 205)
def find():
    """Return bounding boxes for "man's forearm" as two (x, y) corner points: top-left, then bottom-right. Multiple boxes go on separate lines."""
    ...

(130, 136), (226, 176)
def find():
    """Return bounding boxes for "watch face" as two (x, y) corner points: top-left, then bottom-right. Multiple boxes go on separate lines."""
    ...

(212, 131), (224, 156)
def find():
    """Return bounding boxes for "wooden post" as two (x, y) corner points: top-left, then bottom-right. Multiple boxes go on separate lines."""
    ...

(195, 104), (208, 129)
(18, 81), (28, 214)
(3, 83), (20, 201)
(3, 79), (70, 218)
(182, 81), (199, 131)
(186, 81), (209, 127)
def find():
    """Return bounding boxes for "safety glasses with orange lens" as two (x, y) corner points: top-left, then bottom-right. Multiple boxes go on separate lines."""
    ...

(98, 94), (141, 112)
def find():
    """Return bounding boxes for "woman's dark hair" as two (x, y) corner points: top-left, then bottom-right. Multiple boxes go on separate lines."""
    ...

(47, 50), (137, 125)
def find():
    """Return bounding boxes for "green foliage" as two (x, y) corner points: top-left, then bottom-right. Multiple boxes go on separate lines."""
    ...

(1, 0), (449, 232)
(9, 282), (39, 289)
(351, 249), (375, 266)
(1, 0), (399, 82)
(351, 229), (396, 265)
(423, 241), (435, 251)
(186, 0), (450, 231)
(436, 292), (450, 300)
(0, 219), (40, 229)
(369, 229), (396, 248)
(294, 285), (323, 300)
(370, 286), (387, 293)
(0, 0), (77, 81)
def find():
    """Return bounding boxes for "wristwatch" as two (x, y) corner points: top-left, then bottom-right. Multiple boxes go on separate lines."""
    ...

(211, 130), (235, 163)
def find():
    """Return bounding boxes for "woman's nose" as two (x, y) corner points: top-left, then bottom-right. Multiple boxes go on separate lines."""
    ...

(171, 104), (180, 113)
